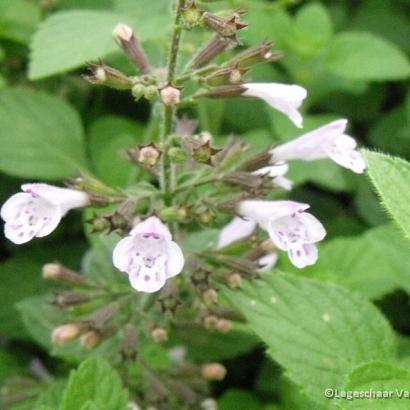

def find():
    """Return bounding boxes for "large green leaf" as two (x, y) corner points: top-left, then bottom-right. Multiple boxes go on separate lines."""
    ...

(365, 151), (410, 240)
(0, 88), (88, 179)
(326, 32), (410, 81)
(342, 361), (410, 409)
(224, 272), (396, 406)
(29, 10), (128, 80)
(59, 357), (128, 410)
(283, 224), (410, 300)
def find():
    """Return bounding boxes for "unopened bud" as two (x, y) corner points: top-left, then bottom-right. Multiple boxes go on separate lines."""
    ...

(197, 207), (215, 225)
(51, 323), (81, 345)
(204, 315), (219, 330)
(160, 84), (181, 106)
(84, 62), (133, 90)
(132, 83), (145, 101)
(151, 327), (168, 343)
(113, 23), (151, 73)
(160, 206), (190, 223)
(201, 363), (227, 381)
(168, 147), (187, 163)
(202, 288), (218, 305)
(89, 215), (111, 233)
(182, 0), (203, 29)
(80, 330), (101, 350)
(55, 292), (90, 307)
(139, 145), (161, 167)
(227, 41), (282, 67)
(144, 85), (158, 100)
(228, 273), (242, 289)
(216, 318), (232, 333)
(42, 263), (89, 286)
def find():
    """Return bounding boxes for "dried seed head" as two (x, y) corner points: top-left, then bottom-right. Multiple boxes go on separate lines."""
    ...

(182, 0), (203, 28)
(203, 12), (248, 39)
(51, 323), (82, 345)
(190, 34), (234, 69)
(201, 363), (227, 381)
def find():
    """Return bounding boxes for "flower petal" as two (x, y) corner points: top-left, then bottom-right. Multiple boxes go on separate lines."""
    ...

(128, 266), (167, 293)
(217, 216), (256, 248)
(258, 252), (278, 272)
(287, 243), (318, 269)
(324, 134), (367, 174)
(130, 216), (172, 241)
(112, 236), (135, 272)
(271, 119), (348, 162)
(1, 193), (32, 221)
(243, 83), (307, 128)
(252, 163), (289, 178)
(166, 241), (185, 278)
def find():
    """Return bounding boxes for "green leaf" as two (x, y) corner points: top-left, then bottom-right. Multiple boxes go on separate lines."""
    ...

(224, 272), (396, 406)
(365, 151), (410, 240)
(88, 115), (143, 187)
(29, 10), (128, 80)
(218, 389), (266, 410)
(326, 32), (410, 81)
(60, 357), (128, 410)
(285, 224), (410, 300)
(342, 361), (410, 409)
(0, 0), (41, 44)
(0, 88), (88, 179)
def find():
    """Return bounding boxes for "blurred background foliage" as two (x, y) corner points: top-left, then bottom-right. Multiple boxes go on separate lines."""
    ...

(0, 0), (409, 409)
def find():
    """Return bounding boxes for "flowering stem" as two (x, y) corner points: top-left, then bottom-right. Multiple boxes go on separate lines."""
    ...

(159, 0), (186, 202)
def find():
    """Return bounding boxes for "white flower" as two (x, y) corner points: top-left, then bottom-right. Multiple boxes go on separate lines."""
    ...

(238, 200), (326, 269)
(217, 216), (278, 272)
(252, 162), (293, 191)
(1, 183), (89, 245)
(271, 119), (367, 173)
(112, 216), (184, 293)
(242, 83), (307, 128)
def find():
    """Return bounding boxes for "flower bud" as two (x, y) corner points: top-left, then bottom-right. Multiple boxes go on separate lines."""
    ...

(127, 143), (162, 169)
(160, 206), (191, 223)
(227, 41), (282, 67)
(216, 318), (232, 333)
(201, 363), (227, 381)
(144, 85), (158, 100)
(202, 288), (218, 305)
(51, 323), (81, 345)
(168, 147), (187, 163)
(113, 23), (151, 73)
(42, 263), (89, 286)
(190, 34), (234, 69)
(88, 215), (111, 233)
(160, 84), (181, 106)
(151, 327), (168, 343)
(203, 315), (218, 330)
(132, 83), (145, 101)
(55, 292), (90, 307)
(228, 273), (242, 289)
(182, 0), (203, 29)
(80, 330), (101, 350)
(84, 62), (133, 90)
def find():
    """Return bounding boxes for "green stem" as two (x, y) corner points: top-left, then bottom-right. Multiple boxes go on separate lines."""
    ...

(159, 0), (186, 202)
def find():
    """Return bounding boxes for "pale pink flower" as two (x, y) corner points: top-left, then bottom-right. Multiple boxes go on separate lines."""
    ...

(238, 200), (326, 268)
(271, 119), (366, 173)
(242, 83), (307, 128)
(112, 216), (184, 293)
(1, 183), (89, 245)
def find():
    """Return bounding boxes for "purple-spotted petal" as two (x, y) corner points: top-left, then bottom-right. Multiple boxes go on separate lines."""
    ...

(287, 243), (318, 269)
(130, 216), (172, 241)
(166, 241), (184, 278)
(128, 262), (167, 293)
(217, 216), (256, 248)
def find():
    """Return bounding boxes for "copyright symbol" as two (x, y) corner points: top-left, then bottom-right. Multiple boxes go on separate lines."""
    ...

(325, 388), (334, 399)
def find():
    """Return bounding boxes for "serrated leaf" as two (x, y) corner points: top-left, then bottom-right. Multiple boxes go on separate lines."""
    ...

(224, 272), (396, 406)
(365, 151), (410, 240)
(0, 88), (88, 179)
(326, 32), (410, 81)
(59, 357), (128, 410)
(284, 224), (410, 300)
(342, 361), (410, 409)
(29, 10), (128, 80)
